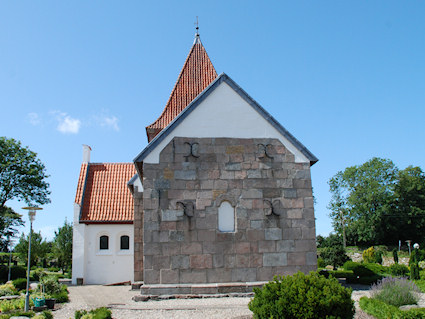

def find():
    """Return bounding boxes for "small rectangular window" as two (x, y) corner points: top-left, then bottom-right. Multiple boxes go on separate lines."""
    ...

(120, 235), (129, 250)
(100, 235), (109, 250)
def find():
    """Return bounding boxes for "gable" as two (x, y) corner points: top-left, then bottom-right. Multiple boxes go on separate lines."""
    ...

(135, 73), (318, 166)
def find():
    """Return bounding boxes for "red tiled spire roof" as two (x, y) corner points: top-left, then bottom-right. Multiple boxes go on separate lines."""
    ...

(146, 35), (218, 142)
(75, 163), (136, 223)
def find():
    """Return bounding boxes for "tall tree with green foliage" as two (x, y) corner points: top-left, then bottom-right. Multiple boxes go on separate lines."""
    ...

(384, 166), (425, 243)
(14, 231), (50, 267)
(0, 206), (23, 251)
(53, 219), (73, 273)
(328, 157), (398, 245)
(0, 137), (50, 249)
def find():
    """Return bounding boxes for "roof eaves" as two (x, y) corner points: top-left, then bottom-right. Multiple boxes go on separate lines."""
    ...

(222, 76), (319, 165)
(80, 220), (134, 225)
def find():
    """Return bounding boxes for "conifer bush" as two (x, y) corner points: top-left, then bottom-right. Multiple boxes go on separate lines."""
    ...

(393, 248), (399, 264)
(12, 278), (27, 291)
(248, 271), (355, 319)
(389, 263), (409, 277)
(362, 246), (376, 263)
(343, 261), (360, 271)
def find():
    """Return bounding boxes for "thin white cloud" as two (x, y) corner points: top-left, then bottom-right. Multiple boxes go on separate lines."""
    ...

(52, 111), (81, 134)
(27, 112), (41, 126)
(100, 115), (119, 131)
(93, 110), (120, 131)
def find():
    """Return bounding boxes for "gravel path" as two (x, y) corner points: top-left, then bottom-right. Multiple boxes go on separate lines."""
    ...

(52, 284), (375, 319)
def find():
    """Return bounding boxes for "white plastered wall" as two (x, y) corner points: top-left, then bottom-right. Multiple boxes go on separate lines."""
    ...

(144, 82), (310, 164)
(72, 213), (134, 285)
(72, 203), (85, 285)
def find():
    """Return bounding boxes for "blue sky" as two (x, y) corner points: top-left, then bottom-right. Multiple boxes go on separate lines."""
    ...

(1, 1), (425, 242)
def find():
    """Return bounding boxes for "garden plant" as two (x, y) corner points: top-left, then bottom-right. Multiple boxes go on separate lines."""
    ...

(248, 271), (354, 319)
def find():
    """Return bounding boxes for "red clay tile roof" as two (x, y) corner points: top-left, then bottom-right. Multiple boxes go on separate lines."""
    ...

(75, 163), (136, 223)
(146, 35), (217, 142)
(75, 163), (88, 207)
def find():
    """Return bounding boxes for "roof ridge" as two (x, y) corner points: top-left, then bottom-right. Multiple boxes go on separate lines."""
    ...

(88, 162), (133, 165)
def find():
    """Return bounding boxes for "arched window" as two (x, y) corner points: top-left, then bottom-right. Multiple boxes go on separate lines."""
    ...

(120, 235), (130, 250)
(218, 201), (235, 232)
(99, 235), (109, 250)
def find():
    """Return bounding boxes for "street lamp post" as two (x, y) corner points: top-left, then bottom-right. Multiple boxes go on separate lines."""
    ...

(7, 234), (13, 282)
(22, 207), (42, 312)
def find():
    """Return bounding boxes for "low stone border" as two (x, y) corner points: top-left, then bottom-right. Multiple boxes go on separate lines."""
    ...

(133, 292), (255, 302)
(139, 281), (267, 295)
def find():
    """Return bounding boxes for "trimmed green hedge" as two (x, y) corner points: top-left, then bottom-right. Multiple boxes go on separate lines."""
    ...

(360, 297), (425, 319)
(0, 265), (27, 283)
(75, 307), (112, 319)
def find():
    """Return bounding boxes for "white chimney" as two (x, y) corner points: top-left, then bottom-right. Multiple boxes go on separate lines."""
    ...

(82, 145), (91, 163)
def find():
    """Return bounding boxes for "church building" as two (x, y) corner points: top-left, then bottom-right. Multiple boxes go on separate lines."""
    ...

(72, 31), (318, 292)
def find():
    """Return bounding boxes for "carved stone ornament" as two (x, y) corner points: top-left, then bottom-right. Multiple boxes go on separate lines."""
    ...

(184, 142), (200, 160)
(263, 199), (283, 216)
(176, 200), (195, 217)
(258, 143), (274, 159)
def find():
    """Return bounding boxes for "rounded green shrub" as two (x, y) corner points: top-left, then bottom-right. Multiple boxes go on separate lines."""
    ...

(248, 271), (355, 319)
(75, 307), (111, 319)
(343, 261), (361, 271)
(0, 283), (18, 297)
(362, 247), (376, 263)
(12, 278), (27, 291)
(32, 268), (46, 281)
(363, 263), (387, 275)
(39, 275), (61, 295)
(353, 264), (376, 277)
(317, 257), (325, 268)
(389, 263), (409, 277)
(51, 284), (69, 303)
(10, 265), (27, 281)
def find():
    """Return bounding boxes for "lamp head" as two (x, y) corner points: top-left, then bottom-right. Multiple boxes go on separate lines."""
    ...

(22, 207), (42, 222)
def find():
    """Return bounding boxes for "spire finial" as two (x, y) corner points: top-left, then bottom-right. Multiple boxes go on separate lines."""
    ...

(195, 16), (199, 36)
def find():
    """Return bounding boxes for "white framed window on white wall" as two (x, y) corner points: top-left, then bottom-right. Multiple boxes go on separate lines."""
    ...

(218, 201), (235, 232)
(99, 235), (109, 250)
(120, 235), (130, 250)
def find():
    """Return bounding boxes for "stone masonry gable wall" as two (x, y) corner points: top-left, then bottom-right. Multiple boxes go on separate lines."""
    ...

(133, 189), (144, 281)
(142, 137), (317, 285)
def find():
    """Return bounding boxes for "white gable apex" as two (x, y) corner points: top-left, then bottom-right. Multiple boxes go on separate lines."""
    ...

(142, 79), (314, 164)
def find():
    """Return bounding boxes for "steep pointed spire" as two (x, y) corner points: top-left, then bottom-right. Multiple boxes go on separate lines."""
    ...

(146, 33), (218, 142)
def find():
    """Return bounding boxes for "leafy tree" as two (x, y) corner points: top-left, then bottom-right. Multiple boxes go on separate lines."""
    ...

(384, 166), (425, 243)
(316, 233), (344, 249)
(328, 157), (398, 245)
(14, 231), (50, 267)
(53, 220), (72, 273)
(317, 234), (349, 268)
(0, 206), (23, 251)
(0, 137), (50, 248)
(0, 137), (50, 207)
